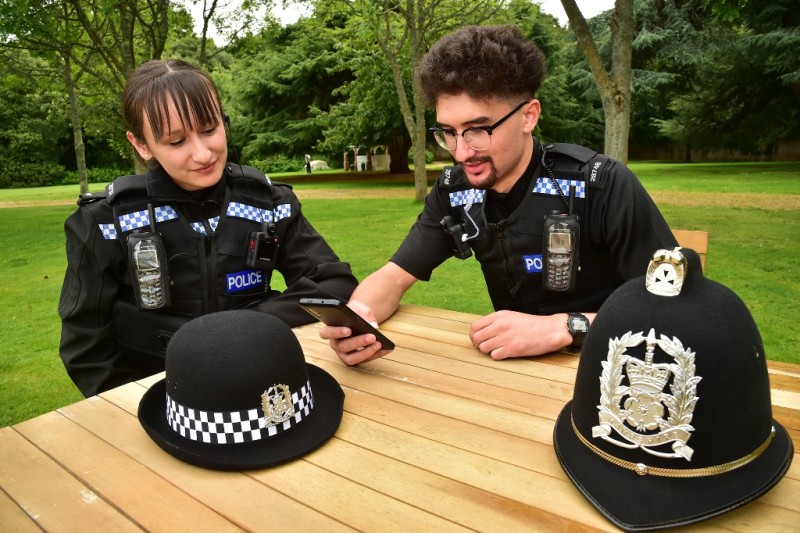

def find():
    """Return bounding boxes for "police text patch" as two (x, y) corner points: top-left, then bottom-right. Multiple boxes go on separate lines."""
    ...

(226, 269), (264, 293)
(523, 254), (544, 273)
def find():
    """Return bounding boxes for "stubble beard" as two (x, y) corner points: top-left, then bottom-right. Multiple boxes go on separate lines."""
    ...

(461, 155), (497, 190)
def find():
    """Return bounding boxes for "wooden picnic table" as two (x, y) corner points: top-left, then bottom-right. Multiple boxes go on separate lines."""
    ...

(1, 304), (798, 531)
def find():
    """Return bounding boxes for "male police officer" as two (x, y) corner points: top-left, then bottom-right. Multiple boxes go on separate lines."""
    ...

(320, 25), (677, 364)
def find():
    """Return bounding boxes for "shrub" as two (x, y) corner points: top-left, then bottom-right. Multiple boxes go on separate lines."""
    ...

(61, 167), (129, 185)
(0, 160), (67, 188)
(248, 155), (304, 174)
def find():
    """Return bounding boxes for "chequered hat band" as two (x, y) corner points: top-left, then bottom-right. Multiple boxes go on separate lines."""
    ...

(166, 380), (314, 444)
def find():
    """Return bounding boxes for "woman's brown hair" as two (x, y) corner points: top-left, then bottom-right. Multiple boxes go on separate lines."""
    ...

(123, 59), (223, 143)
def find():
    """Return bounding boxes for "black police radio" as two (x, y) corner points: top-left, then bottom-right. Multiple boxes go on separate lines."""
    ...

(128, 204), (171, 310)
(541, 147), (580, 292)
(542, 207), (580, 292)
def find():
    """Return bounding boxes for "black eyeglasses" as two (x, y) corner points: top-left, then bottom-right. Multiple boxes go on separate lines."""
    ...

(428, 100), (530, 152)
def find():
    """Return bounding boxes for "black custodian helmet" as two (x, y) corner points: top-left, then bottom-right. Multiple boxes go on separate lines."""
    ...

(553, 247), (793, 531)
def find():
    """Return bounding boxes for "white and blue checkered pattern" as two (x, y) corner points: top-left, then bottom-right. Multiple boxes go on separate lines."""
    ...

(166, 380), (315, 444)
(532, 177), (586, 199)
(190, 216), (221, 236)
(449, 189), (485, 207)
(226, 202), (267, 223)
(118, 205), (178, 232)
(273, 203), (291, 222)
(226, 202), (291, 225)
(190, 222), (207, 235)
(99, 223), (118, 240)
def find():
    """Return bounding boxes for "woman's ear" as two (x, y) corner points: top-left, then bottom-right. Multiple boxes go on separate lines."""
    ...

(126, 131), (152, 161)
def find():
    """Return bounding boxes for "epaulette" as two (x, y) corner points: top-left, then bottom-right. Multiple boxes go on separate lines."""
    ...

(437, 165), (469, 190)
(77, 191), (107, 206)
(226, 164), (273, 187)
(542, 143), (597, 165)
(543, 142), (611, 190)
(106, 174), (147, 204)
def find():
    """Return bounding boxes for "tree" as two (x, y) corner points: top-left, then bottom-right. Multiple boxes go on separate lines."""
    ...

(634, 0), (799, 158)
(220, 18), (356, 164)
(340, 0), (500, 201)
(561, 0), (634, 162)
(0, 0), (97, 192)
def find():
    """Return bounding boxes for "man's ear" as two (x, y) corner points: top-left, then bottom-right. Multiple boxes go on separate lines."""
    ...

(522, 99), (541, 134)
(126, 131), (152, 160)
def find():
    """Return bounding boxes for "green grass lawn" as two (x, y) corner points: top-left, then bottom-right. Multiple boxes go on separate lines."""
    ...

(1, 161), (798, 427)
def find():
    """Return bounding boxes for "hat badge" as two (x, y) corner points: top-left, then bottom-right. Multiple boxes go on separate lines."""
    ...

(646, 247), (687, 297)
(593, 329), (702, 464)
(261, 384), (296, 426)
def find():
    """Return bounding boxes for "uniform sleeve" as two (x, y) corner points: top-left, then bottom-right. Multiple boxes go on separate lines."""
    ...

(58, 203), (140, 397)
(390, 180), (455, 281)
(256, 190), (359, 326)
(589, 160), (678, 280)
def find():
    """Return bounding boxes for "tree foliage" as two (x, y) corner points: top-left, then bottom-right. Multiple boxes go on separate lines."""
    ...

(1, 0), (798, 189)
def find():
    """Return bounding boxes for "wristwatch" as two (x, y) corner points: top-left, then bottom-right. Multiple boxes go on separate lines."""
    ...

(566, 313), (590, 353)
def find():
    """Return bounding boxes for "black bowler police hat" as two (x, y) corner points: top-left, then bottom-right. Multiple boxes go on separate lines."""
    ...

(554, 248), (793, 531)
(139, 309), (344, 470)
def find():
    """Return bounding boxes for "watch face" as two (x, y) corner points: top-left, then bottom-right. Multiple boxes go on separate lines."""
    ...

(570, 316), (588, 333)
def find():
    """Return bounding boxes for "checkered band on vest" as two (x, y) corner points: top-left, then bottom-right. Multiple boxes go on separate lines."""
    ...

(165, 380), (315, 444)
(449, 189), (485, 207)
(532, 177), (586, 199)
(118, 205), (179, 232)
(190, 216), (220, 236)
(99, 223), (118, 240)
(226, 202), (292, 224)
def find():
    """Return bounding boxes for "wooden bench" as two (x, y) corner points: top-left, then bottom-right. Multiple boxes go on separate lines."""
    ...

(672, 229), (709, 271)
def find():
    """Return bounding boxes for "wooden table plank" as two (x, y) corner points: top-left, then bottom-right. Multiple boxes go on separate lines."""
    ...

(304, 430), (611, 532)
(0, 478), (44, 533)
(13, 409), (245, 532)
(0, 426), (140, 532)
(304, 352), (557, 446)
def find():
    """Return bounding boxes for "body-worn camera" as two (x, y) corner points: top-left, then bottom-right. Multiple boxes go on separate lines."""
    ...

(246, 223), (279, 270)
(127, 205), (171, 310)
(440, 215), (473, 259)
(542, 212), (580, 292)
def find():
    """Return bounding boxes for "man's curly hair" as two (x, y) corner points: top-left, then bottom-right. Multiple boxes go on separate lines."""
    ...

(416, 25), (546, 106)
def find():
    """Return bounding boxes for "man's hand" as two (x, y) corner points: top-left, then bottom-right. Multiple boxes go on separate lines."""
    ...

(469, 310), (574, 360)
(318, 300), (394, 366)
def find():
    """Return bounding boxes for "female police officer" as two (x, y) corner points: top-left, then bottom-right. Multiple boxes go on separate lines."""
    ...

(58, 59), (357, 397)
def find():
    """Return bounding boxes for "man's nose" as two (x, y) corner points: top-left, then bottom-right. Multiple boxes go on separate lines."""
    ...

(454, 136), (476, 160)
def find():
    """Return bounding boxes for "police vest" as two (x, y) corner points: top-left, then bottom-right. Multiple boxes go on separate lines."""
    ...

(100, 165), (282, 317)
(442, 143), (622, 315)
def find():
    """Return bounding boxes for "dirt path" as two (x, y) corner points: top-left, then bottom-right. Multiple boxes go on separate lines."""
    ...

(2, 190), (797, 210)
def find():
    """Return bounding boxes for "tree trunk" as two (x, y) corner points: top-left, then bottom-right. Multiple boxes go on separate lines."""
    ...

(63, 54), (89, 195)
(388, 134), (411, 174)
(561, 0), (634, 162)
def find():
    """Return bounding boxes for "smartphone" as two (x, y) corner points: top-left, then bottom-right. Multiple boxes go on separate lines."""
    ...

(298, 298), (395, 350)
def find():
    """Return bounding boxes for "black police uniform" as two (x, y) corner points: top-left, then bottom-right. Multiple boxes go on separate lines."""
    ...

(58, 164), (358, 397)
(391, 141), (678, 315)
